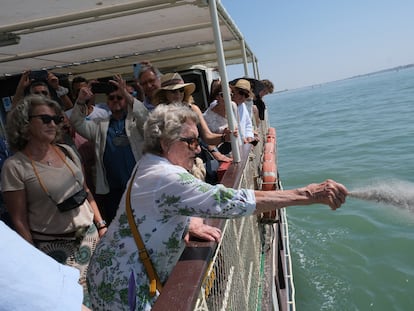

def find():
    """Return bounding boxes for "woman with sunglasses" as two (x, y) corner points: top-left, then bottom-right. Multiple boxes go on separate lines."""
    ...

(152, 73), (237, 149)
(153, 73), (236, 186)
(1, 95), (106, 307)
(231, 79), (259, 145)
(87, 104), (348, 310)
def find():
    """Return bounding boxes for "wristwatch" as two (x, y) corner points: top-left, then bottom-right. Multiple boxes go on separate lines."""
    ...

(96, 220), (107, 229)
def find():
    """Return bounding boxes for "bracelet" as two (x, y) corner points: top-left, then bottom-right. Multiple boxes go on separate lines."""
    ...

(95, 220), (107, 229)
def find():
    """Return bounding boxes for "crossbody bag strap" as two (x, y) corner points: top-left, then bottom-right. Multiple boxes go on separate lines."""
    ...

(126, 168), (163, 297)
(27, 145), (79, 204)
(56, 144), (74, 162)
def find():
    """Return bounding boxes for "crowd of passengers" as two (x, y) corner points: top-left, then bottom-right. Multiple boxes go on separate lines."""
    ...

(0, 62), (347, 310)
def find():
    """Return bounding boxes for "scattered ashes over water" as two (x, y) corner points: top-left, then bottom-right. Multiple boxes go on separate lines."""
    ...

(349, 179), (414, 211)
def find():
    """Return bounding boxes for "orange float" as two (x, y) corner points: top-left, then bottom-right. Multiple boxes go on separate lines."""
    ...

(262, 160), (276, 191)
(263, 152), (274, 162)
(266, 134), (275, 143)
(263, 141), (275, 154)
(261, 158), (278, 222)
(263, 141), (275, 163)
(267, 127), (276, 137)
(261, 129), (278, 222)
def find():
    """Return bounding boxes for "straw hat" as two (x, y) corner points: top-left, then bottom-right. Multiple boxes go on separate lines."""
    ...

(231, 79), (253, 98)
(152, 73), (195, 105)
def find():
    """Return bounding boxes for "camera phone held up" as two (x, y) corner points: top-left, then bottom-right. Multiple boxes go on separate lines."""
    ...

(91, 82), (117, 94)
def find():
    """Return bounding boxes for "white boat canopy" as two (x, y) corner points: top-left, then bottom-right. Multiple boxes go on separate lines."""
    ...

(0, 0), (258, 79)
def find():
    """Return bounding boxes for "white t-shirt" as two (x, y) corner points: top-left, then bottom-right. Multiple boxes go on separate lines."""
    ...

(65, 104), (111, 120)
(86, 105), (111, 120)
(237, 102), (254, 140)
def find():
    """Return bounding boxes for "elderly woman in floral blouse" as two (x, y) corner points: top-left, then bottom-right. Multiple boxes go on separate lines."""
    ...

(87, 104), (347, 310)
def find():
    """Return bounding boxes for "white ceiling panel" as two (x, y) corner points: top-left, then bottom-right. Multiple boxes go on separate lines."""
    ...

(0, 0), (256, 79)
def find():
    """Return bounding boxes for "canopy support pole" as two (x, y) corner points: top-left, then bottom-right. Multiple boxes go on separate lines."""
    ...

(209, 0), (241, 162)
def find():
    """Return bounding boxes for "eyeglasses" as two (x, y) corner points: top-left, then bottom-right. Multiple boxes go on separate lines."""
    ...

(167, 88), (185, 94)
(33, 91), (49, 96)
(237, 90), (249, 97)
(29, 114), (64, 125)
(179, 136), (200, 150)
(108, 95), (123, 101)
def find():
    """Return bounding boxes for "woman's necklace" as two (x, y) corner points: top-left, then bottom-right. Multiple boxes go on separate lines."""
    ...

(25, 144), (54, 166)
(27, 145), (80, 204)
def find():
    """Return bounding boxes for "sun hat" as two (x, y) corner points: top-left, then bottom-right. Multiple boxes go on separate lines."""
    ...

(231, 79), (253, 98)
(152, 73), (196, 105)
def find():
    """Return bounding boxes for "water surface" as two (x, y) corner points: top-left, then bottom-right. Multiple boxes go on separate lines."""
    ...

(268, 67), (414, 311)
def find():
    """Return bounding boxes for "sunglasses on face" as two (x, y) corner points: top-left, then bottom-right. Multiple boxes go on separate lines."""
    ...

(167, 88), (185, 94)
(33, 91), (49, 96)
(29, 114), (64, 125)
(237, 90), (249, 97)
(108, 95), (123, 101)
(179, 136), (200, 150)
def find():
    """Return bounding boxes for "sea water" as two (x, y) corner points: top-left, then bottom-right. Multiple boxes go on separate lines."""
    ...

(267, 66), (414, 311)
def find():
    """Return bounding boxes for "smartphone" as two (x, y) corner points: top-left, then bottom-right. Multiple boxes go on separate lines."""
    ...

(29, 70), (48, 81)
(2, 97), (12, 112)
(91, 82), (117, 94)
(133, 63), (142, 79)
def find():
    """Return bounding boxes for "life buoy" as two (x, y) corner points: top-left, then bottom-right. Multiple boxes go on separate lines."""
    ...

(261, 159), (278, 222)
(263, 141), (275, 154)
(266, 134), (275, 143)
(262, 160), (276, 191)
(263, 141), (275, 162)
(266, 127), (276, 143)
(267, 127), (276, 137)
(261, 127), (278, 222)
(263, 152), (274, 162)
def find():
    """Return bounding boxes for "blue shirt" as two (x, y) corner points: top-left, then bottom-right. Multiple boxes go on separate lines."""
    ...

(103, 115), (136, 190)
(143, 97), (156, 111)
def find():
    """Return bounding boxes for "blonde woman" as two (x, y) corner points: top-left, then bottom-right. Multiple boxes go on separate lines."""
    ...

(1, 95), (107, 306)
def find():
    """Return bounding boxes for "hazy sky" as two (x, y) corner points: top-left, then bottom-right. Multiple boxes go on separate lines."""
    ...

(221, 0), (414, 91)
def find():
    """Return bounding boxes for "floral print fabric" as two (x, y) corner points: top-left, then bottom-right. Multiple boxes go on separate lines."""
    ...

(87, 153), (255, 310)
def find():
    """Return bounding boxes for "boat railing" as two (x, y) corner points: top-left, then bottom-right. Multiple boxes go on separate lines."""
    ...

(153, 118), (295, 310)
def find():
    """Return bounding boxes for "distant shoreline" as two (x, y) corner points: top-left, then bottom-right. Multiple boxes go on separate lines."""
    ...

(275, 63), (414, 94)
(346, 63), (414, 80)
